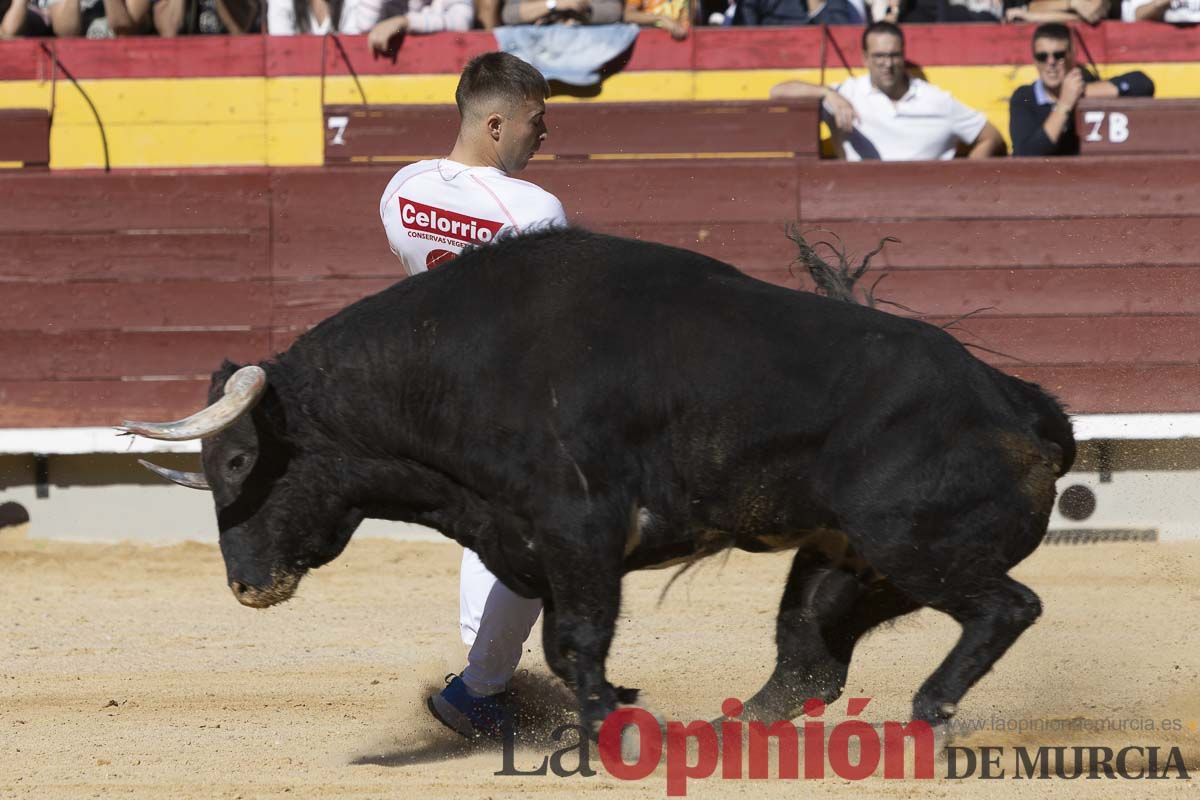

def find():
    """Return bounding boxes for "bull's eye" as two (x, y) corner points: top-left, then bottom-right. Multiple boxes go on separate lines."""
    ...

(228, 454), (248, 472)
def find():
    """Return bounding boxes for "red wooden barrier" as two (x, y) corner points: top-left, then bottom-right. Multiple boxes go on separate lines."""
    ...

(3, 156), (1199, 426)
(0, 109), (50, 169)
(1077, 99), (1200, 156)
(323, 101), (820, 165)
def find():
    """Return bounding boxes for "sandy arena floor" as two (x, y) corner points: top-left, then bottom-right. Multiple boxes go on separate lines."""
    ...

(1, 527), (1197, 799)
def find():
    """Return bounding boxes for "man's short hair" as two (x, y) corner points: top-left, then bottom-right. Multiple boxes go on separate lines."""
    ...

(455, 52), (550, 119)
(1032, 23), (1072, 48)
(862, 21), (904, 51)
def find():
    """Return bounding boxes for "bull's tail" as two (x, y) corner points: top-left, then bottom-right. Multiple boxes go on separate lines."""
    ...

(786, 226), (898, 309)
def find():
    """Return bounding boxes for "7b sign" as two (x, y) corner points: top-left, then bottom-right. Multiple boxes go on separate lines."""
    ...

(1082, 111), (1130, 144)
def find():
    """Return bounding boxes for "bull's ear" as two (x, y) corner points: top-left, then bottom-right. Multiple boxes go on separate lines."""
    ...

(207, 360), (242, 403)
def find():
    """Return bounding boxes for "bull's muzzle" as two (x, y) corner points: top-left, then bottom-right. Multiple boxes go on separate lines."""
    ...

(229, 572), (302, 608)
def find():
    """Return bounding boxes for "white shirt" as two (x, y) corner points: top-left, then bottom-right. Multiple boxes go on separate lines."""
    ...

(267, 0), (381, 34)
(834, 75), (988, 161)
(380, 159), (568, 276)
(1122, 0), (1200, 20)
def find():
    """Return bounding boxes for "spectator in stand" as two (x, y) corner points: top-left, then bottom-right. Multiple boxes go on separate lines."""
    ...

(1009, 23), (1154, 157)
(44, 0), (150, 35)
(873, 0), (1020, 21)
(770, 21), (1005, 160)
(482, 0), (622, 25)
(153, 0), (260, 33)
(1004, 0), (1109, 24)
(1121, 0), (1200, 21)
(734, 0), (864, 24)
(367, 0), (470, 53)
(270, 0), (382, 32)
(624, 0), (688, 38)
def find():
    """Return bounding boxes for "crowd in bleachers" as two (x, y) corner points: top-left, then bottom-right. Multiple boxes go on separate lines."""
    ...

(1, 0), (1196, 40)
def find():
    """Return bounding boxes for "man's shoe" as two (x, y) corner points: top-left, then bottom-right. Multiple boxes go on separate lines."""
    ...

(427, 674), (511, 740)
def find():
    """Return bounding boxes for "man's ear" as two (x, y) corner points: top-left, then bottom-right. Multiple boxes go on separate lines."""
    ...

(486, 112), (503, 141)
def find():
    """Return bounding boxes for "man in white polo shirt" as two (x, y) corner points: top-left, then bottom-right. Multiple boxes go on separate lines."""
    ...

(379, 51), (567, 740)
(770, 21), (1005, 161)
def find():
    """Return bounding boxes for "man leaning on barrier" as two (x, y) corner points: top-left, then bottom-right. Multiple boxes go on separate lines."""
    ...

(1009, 22), (1154, 157)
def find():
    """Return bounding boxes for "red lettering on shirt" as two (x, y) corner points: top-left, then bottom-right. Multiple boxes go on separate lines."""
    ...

(398, 197), (504, 245)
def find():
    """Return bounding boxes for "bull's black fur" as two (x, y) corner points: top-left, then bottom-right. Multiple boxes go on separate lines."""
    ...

(199, 227), (1075, 734)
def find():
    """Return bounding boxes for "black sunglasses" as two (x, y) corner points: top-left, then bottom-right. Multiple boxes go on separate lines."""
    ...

(1034, 50), (1069, 63)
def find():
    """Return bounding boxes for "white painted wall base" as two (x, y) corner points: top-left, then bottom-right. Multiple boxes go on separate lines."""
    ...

(2, 431), (1197, 544)
(1049, 471), (1199, 542)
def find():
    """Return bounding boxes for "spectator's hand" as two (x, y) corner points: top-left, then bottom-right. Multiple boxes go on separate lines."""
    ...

(1060, 68), (1086, 109)
(822, 92), (857, 135)
(659, 18), (688, 38)
(1067, 0), (1106, 23)
(368, 15), (408, 55)
(1004, 4), (1028, 20)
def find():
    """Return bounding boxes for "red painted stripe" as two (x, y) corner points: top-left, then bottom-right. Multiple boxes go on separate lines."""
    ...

(0, 22), (1194, 82)
(22, 37), (266, 80)
(0, 39), (42, 81)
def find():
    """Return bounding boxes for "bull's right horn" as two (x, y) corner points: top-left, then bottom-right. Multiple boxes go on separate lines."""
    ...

(117, 365), (267, 441)
(137, 459), (211, 490)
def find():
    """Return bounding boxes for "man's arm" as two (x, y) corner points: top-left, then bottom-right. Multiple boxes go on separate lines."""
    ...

(1009, 90), (1056, 157)
(946, 93), (1004, 159)
(1084, 71), (1155, 99)
(968, 121), (1006, 159)
(769, 80), (856, 134)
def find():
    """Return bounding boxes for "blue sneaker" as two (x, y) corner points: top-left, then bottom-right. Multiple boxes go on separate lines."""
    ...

(427, 674), (511, 740)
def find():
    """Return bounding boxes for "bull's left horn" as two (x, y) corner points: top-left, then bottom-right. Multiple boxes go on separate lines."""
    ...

(117, 365), (267, 441)
(138, 459), (211, 490)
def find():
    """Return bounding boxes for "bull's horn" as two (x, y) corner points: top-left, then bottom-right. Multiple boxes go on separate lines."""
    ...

(117, 365), (267, 441)
(138, 459), (211, 490)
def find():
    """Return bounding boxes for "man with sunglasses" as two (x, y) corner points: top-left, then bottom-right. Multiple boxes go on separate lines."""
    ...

(1009, 23), (1154, 157)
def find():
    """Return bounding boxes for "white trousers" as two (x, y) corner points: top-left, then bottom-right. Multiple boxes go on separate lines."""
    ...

(458, 548), (543, 697)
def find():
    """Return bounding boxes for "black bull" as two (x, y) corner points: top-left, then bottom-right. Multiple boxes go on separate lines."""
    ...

(125, 228), (1075, 734)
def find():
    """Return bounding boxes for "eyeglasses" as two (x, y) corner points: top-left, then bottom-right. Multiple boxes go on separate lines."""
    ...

(1034, 50), (1069, 64)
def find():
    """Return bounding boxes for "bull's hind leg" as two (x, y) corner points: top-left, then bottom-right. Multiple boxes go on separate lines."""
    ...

(743, 553), (919, 722)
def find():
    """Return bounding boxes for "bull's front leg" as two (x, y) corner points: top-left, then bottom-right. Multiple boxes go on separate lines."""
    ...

(543, 601), (640, 705)
(541, 538), (624, 736)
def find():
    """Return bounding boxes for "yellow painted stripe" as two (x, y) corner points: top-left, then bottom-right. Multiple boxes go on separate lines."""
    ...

(1, 62), (1195, 169)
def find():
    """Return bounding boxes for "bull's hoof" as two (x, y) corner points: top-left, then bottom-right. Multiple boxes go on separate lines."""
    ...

(615, 685), (641, 705)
